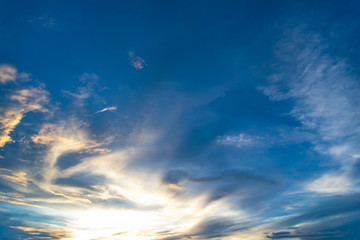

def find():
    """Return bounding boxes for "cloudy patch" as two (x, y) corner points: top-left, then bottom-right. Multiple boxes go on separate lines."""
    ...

(305, 173), (352, 194)
(11, 225), (74, 239)
(28, 15), (56, 28)
(0, 84), (49, 147)
(216, 133), (259, 148)
(1, 2), (360, 240)
(129, 51), (146, 70)
(0, 65), (17, 84)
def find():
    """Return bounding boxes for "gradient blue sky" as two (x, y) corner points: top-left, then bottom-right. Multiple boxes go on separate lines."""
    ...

(1, 1), (360, 239)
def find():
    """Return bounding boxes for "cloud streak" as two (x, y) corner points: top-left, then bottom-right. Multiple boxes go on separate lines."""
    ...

(94, 106), (117, 115)
(0, 168), (28, 187)
(10, 226), (74, 239)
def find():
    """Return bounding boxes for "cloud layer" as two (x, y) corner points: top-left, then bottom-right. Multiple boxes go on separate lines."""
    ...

(1, 2), (360, 239)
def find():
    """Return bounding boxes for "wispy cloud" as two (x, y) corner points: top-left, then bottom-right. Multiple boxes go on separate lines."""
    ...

(28, 15), (56, 28)
(62, 73), (99, 100)
(31, 121), (110, 183)
(261, 26), (360, 193)
(0, 64), (17, 84)
(0, 168), (28, 187)
(305, 173), (352, 194)
(129, 51), (146, 70)
(267, 193), (360, 239)
(216, 133), (259, 148)
(94, 106), (117, 115)
(47, 190), (92, 204)
(261, 27), (360, 150)
(0, 192), (46, 209)
(10, 226), (74, 239)
(0, 85), (49, 147)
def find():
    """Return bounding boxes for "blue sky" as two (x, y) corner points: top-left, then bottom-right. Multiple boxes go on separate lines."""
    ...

(1, 1), (360, 239)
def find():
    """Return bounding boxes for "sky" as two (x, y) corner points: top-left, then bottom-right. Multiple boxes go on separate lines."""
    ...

(1, 0), (360, 239)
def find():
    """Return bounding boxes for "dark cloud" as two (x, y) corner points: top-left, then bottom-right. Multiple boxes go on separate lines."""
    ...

(163, 170), (189, 185)
(278, 194), (360, 228)
(267, 193), (360, 240)
(55, 174), (105, 190)
(158, 218), (251, 240)
(0, 207), (72, 240)
(266, 231), (343, 239)
(187, 218), (250, 239)
(163, 168), (280, 208)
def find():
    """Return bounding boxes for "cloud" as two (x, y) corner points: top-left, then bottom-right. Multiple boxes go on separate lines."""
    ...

(305, 173), (352, 194)
(10, 226), (74, 239)
(261, 27), (360, 153)
(266, 230), (342, 239)
(0, 65), (17, 84)
(186, 218), (250, 239)
(17, 119), (114, 209)
(0, 168), (28, 187)
(28, 15), (56, 28)
(31, 121), (110, 184)
(0, 86), (49, 147)
(94, 106), (117, 115)
(61, 73), (99, 101)
(260, 26), (360, 194)
(216, 133), (259, 148)
(0, 192), (46, 209)
(60, 150), (137, 189)
(34, 144), (266, 239)
(160, 218), (251, 240)
(129, 51), (146, 70)
(0, 111), (22, 147)
(162, 168), (279, 210)
(61, 89), (90, 99)
(47, 190), (91, 204)
(267, 193), (360, 239)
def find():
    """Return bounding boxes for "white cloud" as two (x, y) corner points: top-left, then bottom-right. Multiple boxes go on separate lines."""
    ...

(58, 148), (251, 240)
(31, 121), (110, 183)
(23, 120), (113, 206)
(261, 27), (360, 163)
(0, 64), (17, 84)
(328, 145), (349, 157)
(262, 27), (360, 195)
(306, 173), (352, 194)
(62, 150), (132, 180)
(216, 133), (258, 148)
(94, 106), (117, 114)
